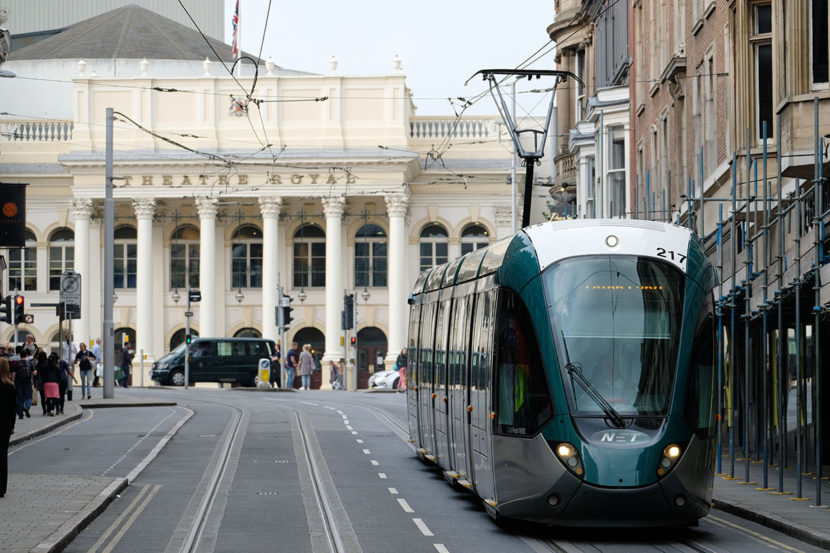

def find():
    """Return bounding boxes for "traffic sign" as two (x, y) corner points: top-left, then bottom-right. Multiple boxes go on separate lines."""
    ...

(23, 314), (33, 324)
(188, 290), (201, 302)
(60, 271), (81, 318)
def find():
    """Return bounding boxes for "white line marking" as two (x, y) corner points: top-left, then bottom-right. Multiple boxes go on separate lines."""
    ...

(388, 487), (398, 494)
(397, 498), (414, 513)
(351, 431), (358, 435)
(378, 473), (387, 479)
(346, 426), (353, 430)
(341, 414), (348, 419)
(356, 439), (364, 444)
(337, 410), (344, 415)
(371, 460), (379, 466)
(362, 449), (371, 455)
(434, 545), (450, 553)
(413, 518), (433, 536)
(325, 406), (335, 410)
(299, 401), (318, 406)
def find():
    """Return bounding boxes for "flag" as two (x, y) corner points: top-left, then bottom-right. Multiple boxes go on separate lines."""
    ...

(231, 0), (240, 60)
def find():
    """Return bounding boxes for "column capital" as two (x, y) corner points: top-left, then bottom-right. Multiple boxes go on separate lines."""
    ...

(493, 205), (514, 226)
(258, 196), (283, 217)
(132, 198), (156, 219)
(71, 198), (94, 219)
(384, 193), (410, 217)
(196, 197), (218, 218)
(321, 196), (346, 217)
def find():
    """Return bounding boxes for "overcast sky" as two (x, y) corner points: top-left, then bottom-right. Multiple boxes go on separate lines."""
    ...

(222, 0), (555, 116)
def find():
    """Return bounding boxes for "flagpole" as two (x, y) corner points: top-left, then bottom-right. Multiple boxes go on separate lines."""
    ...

(232, 0), (241, 77)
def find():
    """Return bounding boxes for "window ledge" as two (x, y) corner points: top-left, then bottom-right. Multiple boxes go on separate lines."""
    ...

(703, 1), (716, 20)
(649, 81), (660, 97)
(636, 103), (646, 117)
(691, 18), (704, 36)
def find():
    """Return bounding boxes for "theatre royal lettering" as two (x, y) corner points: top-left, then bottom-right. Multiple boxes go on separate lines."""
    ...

(121, 173), (357, 187)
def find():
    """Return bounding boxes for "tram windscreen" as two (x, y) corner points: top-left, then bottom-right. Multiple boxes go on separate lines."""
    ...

(543, 255), (685, 417)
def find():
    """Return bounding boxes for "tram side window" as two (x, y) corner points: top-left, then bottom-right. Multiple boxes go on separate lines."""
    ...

(684, 311), (716, 437)
(470, 289), (495, 428)
(419, 303), (435, 388)
(495, 289), (554, 436)
(408, 304), (421, 381)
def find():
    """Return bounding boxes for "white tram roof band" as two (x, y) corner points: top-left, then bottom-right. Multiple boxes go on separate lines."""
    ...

(524, 219), (694, 274)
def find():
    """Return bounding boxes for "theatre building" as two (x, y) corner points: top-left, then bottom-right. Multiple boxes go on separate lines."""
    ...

(0, 6), (516, 388)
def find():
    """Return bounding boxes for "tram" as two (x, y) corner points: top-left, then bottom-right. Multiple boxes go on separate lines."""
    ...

(406, 219), (717, 527)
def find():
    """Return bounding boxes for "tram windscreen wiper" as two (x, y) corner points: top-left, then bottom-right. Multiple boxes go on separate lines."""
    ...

(561, 332), (626, 428)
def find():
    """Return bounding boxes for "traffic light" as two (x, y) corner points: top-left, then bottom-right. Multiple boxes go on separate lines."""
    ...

(350, 336), (356, 345)
(343, 294), (354, 329)
(281, 295), (294, 327)
(13, 295), (24, 324)
(0, 295), (11, 324)
(186, 334), (192, 344)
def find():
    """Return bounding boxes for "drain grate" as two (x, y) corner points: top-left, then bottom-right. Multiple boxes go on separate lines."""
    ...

(257, 491), (280, 496)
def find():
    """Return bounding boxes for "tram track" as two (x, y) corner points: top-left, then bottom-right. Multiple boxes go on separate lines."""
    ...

(530, 536), (718, 553)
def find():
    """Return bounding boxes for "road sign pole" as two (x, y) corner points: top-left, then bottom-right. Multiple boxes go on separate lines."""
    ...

(184, 289), (190, 390)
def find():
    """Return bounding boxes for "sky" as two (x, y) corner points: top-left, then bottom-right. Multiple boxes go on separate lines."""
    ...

(222, 0), (556, 117)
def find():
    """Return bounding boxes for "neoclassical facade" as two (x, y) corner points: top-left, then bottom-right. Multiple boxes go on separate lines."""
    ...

(0, 7), (515, 388)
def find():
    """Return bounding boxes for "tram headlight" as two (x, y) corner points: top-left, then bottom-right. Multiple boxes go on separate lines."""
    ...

(657, 443), (683, 476)
(552, 442), (584, 478)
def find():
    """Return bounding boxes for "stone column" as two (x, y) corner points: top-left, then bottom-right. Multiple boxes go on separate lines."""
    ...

(321, 196), (345, 389)
(133, 198), (156, 362)
(71, 198), (93, 345)
(259, 197), (282, 343)
(197, 197), (218, 338)
(385, 193), (409, 366)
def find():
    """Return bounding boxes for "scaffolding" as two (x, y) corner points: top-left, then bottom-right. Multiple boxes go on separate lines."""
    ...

(632, 99), (830, 504)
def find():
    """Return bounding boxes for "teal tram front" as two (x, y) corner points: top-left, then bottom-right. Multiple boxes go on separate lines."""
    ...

(406, 219), (717, 527)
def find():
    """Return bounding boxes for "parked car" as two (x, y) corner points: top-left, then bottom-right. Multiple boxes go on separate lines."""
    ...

(367, 368), (399, 390)
(150, 337), (275, 386)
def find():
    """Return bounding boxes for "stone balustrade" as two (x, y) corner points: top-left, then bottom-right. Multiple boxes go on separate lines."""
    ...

(409, 116), (497, 140)
(1, 119), (74, 141)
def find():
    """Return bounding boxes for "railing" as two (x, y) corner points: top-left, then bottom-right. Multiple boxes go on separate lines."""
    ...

(555, 152), (576, 179)
(1, 120), (74, 142)
(409, 116), (496, 140)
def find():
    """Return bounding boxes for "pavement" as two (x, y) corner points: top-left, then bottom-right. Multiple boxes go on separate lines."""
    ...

(1, 389), (177, 553)
(4, 393), (830, 552)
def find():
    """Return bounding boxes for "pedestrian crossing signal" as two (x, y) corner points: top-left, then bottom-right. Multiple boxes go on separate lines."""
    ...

(186, 334), (192, 344)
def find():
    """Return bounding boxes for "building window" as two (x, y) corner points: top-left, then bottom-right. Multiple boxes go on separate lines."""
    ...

(460, 224), (489, 255)
(48, 228), (74, 291)
(575, 48), (586, 121)
(608, 127), (626, 218)
(753, 3), (773, 141)
(234, 327), (261, 338)
(114, 226), (137, 289)
(586, 155), (596, 219)
(812, 0), (829, 86)
(293, 224), (325, 288)
(704, 55), (717, 173)
(170, 225), (200, 290)
(8, 229), (37, 292)
(355, 224), (387, 288)
(231, 225), (263, 289)
(419, 224), (448, 272)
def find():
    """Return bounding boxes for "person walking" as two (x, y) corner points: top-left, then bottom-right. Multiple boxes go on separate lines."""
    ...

(90, 338), (102, 387)
(119, 345), (133, 388)
(269, 341), (281, 389)
(34, 351), (47, 415)
(395, 347), (408, 392)
(58, 358), (76, 414)
(297, 344), (314, 390)
(42, 354), (61, 416)
(21, 335), (36, 357)
(0, 357), (16, 498)
(284, 342), (298, 390)
(11, 350), (34, 419)
(74, 342), (96, 400)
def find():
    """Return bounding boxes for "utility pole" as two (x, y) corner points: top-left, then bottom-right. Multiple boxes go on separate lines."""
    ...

(104, 108), (115, 399)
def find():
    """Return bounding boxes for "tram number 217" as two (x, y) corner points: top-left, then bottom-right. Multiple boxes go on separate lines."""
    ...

(656, 247), (687, 264)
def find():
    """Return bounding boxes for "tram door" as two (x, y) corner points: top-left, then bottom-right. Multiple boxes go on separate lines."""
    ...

(433, 294), (452, 469)
(448, 291), (472, 479)
(470, 286), (497, 500)
(407, 304), (422, 445)
(418, 299), (437, 456)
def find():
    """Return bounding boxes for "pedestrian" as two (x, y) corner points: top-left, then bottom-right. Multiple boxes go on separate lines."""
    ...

(21, 335), (36, 357)
(90, 338), (102, 387)
(119, 345), (133, 388)
(269, 341), (281, 389)
(60, 333), (77, 367)
(284, 342), (298, 390)
(42, 353), (61, 416)
(328, 359), (342, 390)
(74, 342), (95, 400)
(0, 357), (16, 498)
(11, 349), (33, 419)
(395, 347), (408, 392)
(34, 351), (47, 415)
(58, 358), (76, 414)
(298, 344), (314, 390)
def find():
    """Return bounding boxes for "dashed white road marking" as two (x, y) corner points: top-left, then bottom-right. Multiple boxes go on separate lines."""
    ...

(356, 439), (364, 444)
(413, 518), (433, 536)
(388, 487), (398, 495)
(434, 545), (450, 553)
(397, 498), (414, 513)
(351, 431), (358, 435)
(337, 410), (344, 415)
(371, 460), (379, 466)
(378, 473), (388, 479)
(325, 406), (335, 410)
(362, 449), (371, 455)
(346, 426), (353, 430)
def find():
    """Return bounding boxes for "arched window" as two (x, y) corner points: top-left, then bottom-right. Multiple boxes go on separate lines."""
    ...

(49, 228), (74, 291)
(114, 226), (137, 289)
(234, 327), (261, 338)
(170, 328), (199, 351)
(419, 224), (448, 272)
(170, 225), (200, 290)
(460, 224), (489, 255)
(293, 224), (325, 288)
(114, 327), (136, 357)
(8, 229), (37, 291)
(231, 225), (263, 289)
(355, 224), (387, 288)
